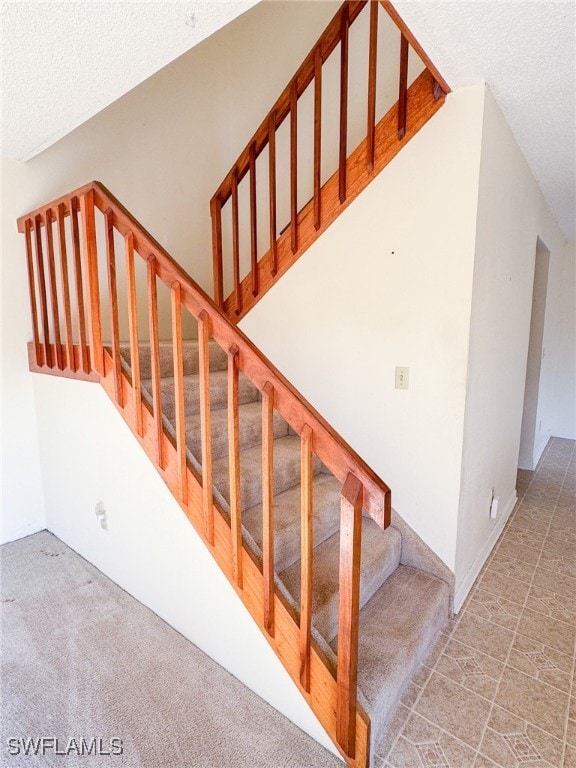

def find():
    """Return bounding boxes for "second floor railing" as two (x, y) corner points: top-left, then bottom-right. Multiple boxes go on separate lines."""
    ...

(210, 0), (449, 321)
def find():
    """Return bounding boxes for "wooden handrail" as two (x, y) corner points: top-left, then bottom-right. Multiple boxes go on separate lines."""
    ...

(17, 181), (391, 525)
(210, 0), (450, 324)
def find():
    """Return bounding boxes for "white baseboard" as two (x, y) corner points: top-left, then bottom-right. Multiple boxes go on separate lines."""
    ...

(453, 491), (517, 613)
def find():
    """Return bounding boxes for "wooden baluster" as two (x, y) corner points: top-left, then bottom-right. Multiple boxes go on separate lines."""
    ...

(211, 197), (224, 308)
(313, 47), (322, 231)
(198, 310), (214, 544)
(34, 215), (52, 367)
(228, 343), (242, 587)
(367, 0), (379, 172)
(45, 209), (63, 369)
(105, 208), (122, 406)
(80, 189), (103, 375)
(125, 232), (143, 436)
(268, 113), (278, 276)
(171, 282), (187, 505)
(24, 219), (43, 367)
(56, 204), (74, 370)
(147, 255), (164, 469)
(262, 381), (275, 636)
(299, 423), (313, 692)
(336, 472), (363, 758)
(290, 80), (298, 254)
(339, 4), (349, 204)
(231, 170), (242, 317)
(249, 144), (258, 298)
(398, 33), (409, 140)
(71, 197), (90, 374)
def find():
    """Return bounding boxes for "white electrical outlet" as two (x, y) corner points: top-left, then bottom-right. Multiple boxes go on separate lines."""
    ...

(95, 501), (108, 531)
(490, 495), (499, 519)
(395, 367), (409, 390)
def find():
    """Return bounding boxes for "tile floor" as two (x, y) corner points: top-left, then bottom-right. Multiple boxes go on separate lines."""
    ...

(376, 437), (576, 768)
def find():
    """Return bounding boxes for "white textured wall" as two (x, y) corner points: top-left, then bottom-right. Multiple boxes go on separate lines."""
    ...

(454, 87), (575, 606)
(1, 158), (45, 543)
(0, 1), (337, 539)
(241, 84), (486, 571)
(32, 375), (338, 757)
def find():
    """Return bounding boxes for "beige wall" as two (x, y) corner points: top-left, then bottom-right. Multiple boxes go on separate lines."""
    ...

(241, 84), (486, 571)
(454, 87), (576, 604)
(1, 157), (45, 542)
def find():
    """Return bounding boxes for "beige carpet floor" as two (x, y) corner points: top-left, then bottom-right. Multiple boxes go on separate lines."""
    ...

(0, 531), (342, 768)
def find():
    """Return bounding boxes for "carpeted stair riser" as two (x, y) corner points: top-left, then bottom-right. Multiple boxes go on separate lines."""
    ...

(331, 566), (449, 758)
(280, 521), (402, 643)
(212, 435), (322, 512)
(242, 474), (343, 573)
(185, 401), (290, 460)
(142, 370), (259, 422)
(120, 340), (228, 380)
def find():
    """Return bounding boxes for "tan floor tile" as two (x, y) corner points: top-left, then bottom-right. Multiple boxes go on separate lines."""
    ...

(400, 681), (421, 708)
(480, 705), (564, 767)
(542, 536), (576, 559)
(522, 494), (559, 510)
(414, 672), (491, 749)
(421, 632), (450, 669)
(508, 514), (551, 536)
(373, 703), (411, 763)
(539, 549), (576, 579)
(567, 719), (576, 749)
(435, 637), (503, 699)
(478, 565), (532, 604)
(467, 588), (523, 631)
(495, 666), (569, 740)
(388, 711), (477, 768)
(525, 585), (576, 626)
(451, 612), (515, 662)
(532, 568), (576, 600)
(473, 754), (502, 767)
(496, 538), (542, 565)
(507, 634), (573, 693)
(565, 744), (576, 768)
(505, 524), (547, 547)
(517, 607), (576, 656)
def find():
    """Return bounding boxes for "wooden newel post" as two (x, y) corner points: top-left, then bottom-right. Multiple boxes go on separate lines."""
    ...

(336, 471), (363, 758)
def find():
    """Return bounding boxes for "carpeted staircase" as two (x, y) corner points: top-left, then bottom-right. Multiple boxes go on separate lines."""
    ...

(120, 339), (450, 761)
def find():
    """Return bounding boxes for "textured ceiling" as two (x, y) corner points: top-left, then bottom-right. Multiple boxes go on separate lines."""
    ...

(1, 0), (259, 160)
(2, 1), (575, 239)
(394, 0), (576, 239)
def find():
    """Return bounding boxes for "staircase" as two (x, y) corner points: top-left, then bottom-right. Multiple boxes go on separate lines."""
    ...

(16, 3), (453, 766)
(121, 337), (450, 760)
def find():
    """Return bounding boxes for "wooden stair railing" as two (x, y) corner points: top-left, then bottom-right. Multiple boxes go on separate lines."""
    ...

(17, 180), (392, 767)
(211, 0), (450, 323)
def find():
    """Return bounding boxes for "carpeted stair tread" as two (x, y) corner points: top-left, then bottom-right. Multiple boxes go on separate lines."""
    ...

(331, 565), (449, 756)
(185, 401), (290, 461)
(141, 370), (259, 421)
(280, 521), (402, 643)
(243, 474), (343, 574)
(212, 435), (322, 513)
(120, 339), (228, 380)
